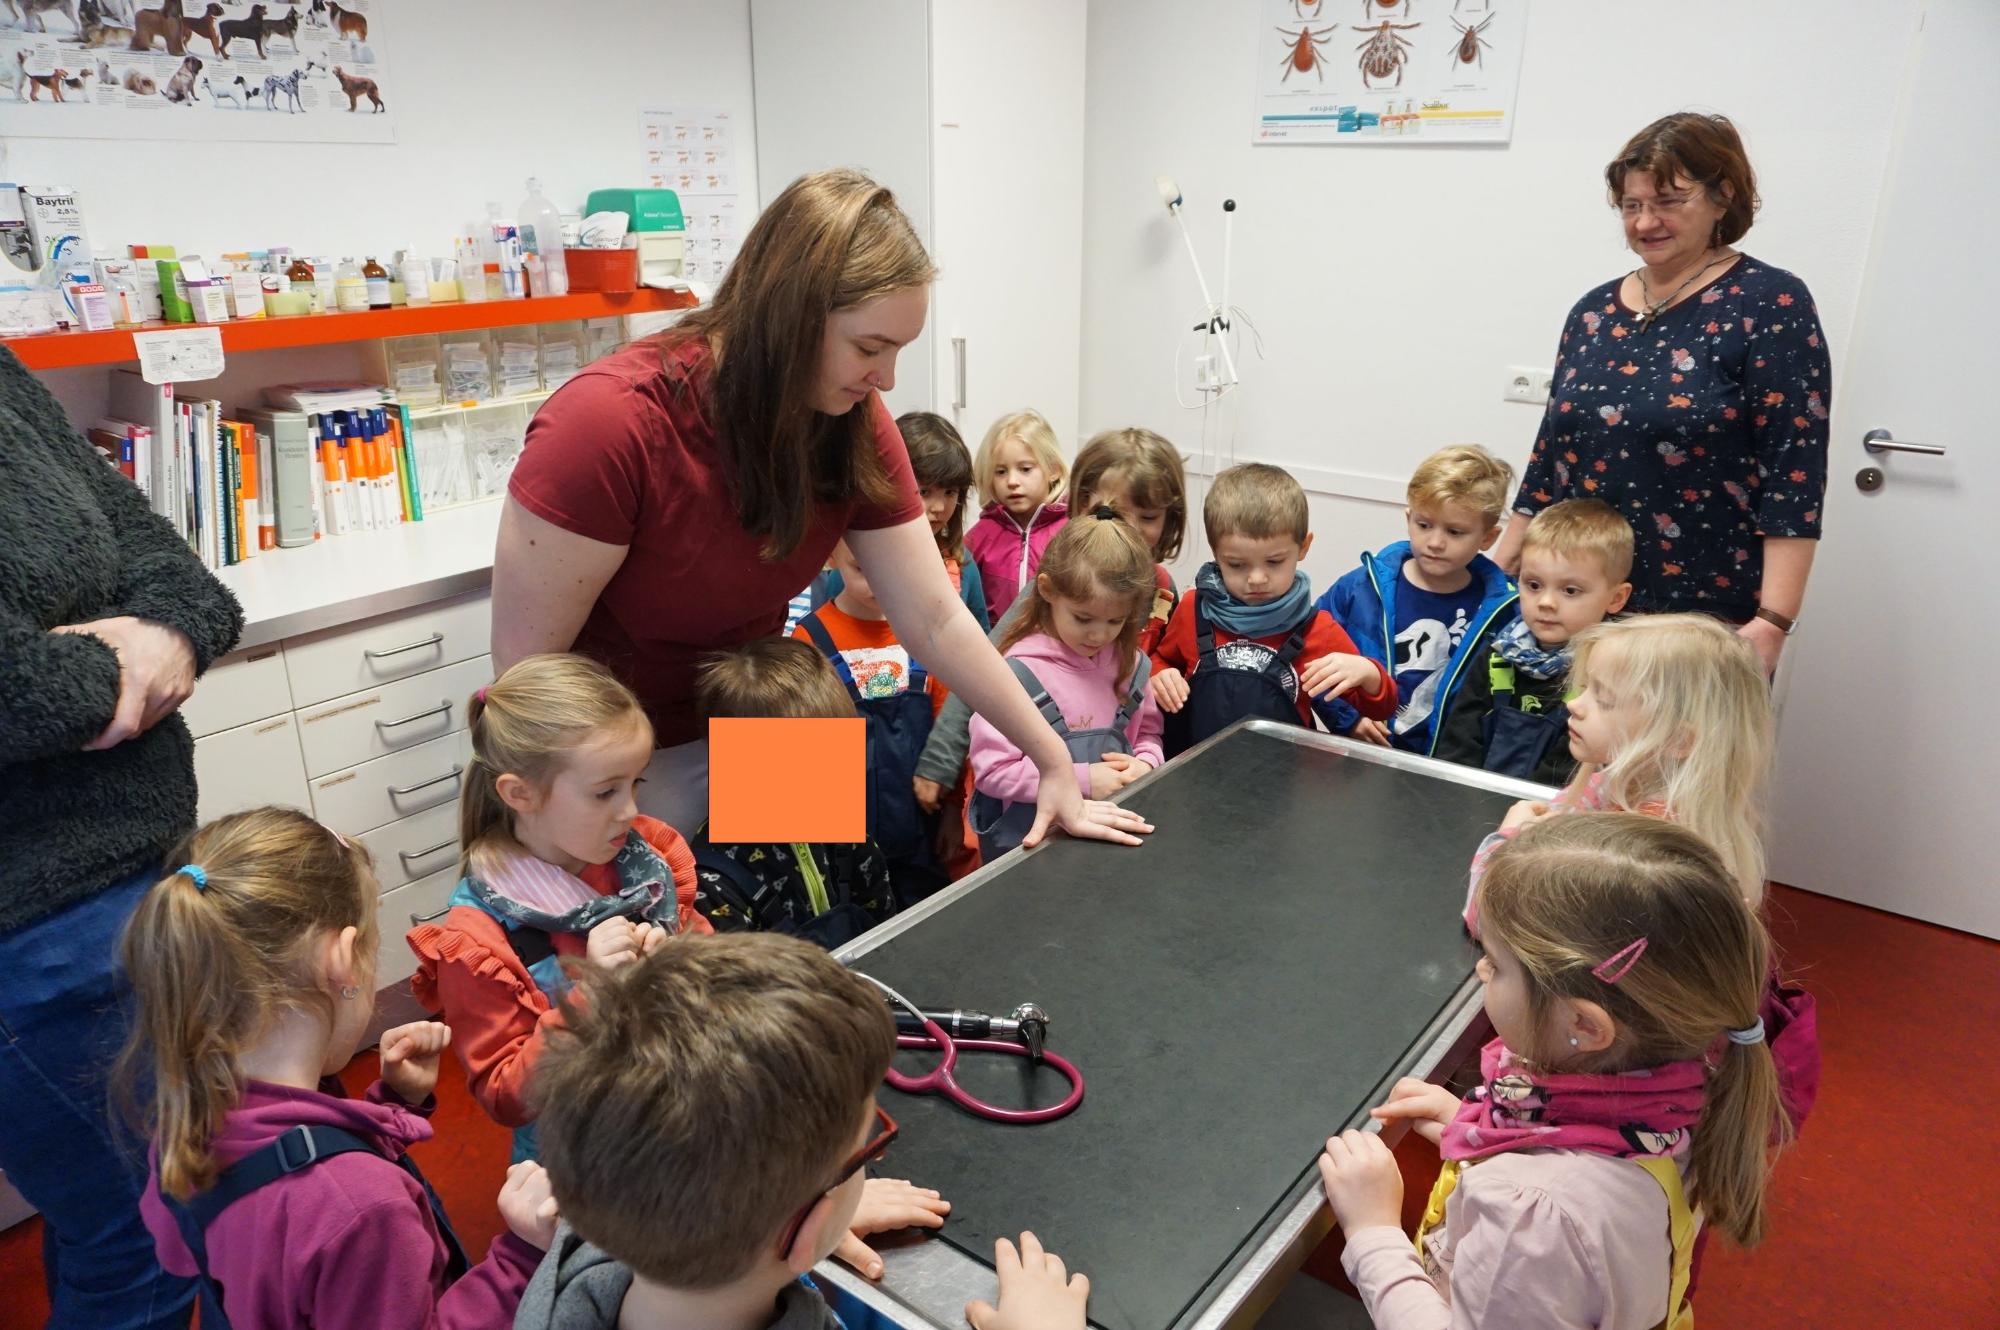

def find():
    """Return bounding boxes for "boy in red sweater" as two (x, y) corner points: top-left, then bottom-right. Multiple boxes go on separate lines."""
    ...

(1150, 463), (1396, 756)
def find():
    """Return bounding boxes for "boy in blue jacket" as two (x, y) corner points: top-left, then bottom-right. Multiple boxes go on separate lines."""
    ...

(1309, 445), (1519, 756)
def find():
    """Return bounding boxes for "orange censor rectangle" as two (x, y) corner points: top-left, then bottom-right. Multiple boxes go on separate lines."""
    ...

(708, 717), (867, 843)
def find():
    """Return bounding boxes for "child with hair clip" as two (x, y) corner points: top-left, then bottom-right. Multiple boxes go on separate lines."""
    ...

(965, 408), (1069, 624)
(125, 806), (556, 1330)
(915, 428), (1189, 865)
(968, 513), (1164, 861)
(1323, 813), (1791, 1330)
(814, 410), (991, 630)
(1464, 613), (1818, 1137)
(407, 653), (711, 1162)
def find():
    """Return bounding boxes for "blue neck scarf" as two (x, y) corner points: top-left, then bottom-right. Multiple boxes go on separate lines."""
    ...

(1195, 562), (1315, 637)
(1492, 618), (1573, 680)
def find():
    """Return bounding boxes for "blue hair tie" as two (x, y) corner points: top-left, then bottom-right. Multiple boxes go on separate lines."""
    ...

(1725, 1017), (1765, 1046)
(177, 864), (208, 891)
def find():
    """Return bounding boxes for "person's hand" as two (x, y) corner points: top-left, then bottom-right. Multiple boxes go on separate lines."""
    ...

(1369, 1077), (1462, 1146)
(1021, 762), (1152, 850)
(1149, 667), (1190, 714)
(1346, 716), (1394, 748)
(831, 1178), (952, 1279)
(1105, 752), (1154, 785)
(914, 776), (945, 814)
(1086, 760), (1134, 799)
(51, 616), (197, 751)
(1300, 653), (1383, 702)
(1318, 1129), (1404, 1236)
(1737, 616), (1785, 677)
(1500, 799), (1554, 833)
(965, 1232), (1089, 1330)
(497, 1160), (560, 1251)
(586, 917), (663, 968)
(378, 1020), (451, 1106)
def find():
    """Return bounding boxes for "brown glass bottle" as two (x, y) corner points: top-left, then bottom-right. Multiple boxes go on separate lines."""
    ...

(362, 256), (392, 309)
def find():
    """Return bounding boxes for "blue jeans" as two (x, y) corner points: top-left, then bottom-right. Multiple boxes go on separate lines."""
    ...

(0, 869), (195, 1329)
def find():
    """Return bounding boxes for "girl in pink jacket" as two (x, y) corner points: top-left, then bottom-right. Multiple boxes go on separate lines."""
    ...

(965, 408), (1070, 623)
(969, 513), (1164, 859)
(123, 807), (555, 1330)
(1320, 813), (1791, 1330)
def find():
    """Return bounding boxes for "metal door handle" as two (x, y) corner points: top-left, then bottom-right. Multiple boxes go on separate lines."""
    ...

(952, 337), (967, 411)
(1862, 428), (1946, 457)
(365, 632), (445, 660)
(398, 838), (456, 865)
(376, 701), (452, 731)
(388, 764), (462, 797)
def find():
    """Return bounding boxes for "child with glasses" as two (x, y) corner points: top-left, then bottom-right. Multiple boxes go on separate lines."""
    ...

(515, 933), (1091, 1330)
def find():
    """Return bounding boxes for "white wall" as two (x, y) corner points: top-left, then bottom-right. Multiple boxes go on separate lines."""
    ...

(1079, 0), (1923, 589)
(11, 0), (759, 422)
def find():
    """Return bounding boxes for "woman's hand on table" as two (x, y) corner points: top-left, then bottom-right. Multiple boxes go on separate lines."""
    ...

(52, 616), (196, 751)
(1021, 762), (1153, 850)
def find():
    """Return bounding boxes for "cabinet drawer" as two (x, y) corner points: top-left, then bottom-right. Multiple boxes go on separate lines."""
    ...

(181, 646), (292, 739)
(193, 714), (312, 824)
(295, 655), (492, 779)
(356, 801), (461, 893)
(311, 732), (474, 838)
(377, 867), (459, 989)
(284, 593), (492, 710)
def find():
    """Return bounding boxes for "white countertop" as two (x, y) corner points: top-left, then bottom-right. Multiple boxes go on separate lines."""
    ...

(221, 500), (503, 650)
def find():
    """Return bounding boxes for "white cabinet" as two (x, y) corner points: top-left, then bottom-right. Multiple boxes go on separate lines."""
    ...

(749, 1), (1086, 440)
(193, 714), (312, 823)
(185, 592), (493, 990)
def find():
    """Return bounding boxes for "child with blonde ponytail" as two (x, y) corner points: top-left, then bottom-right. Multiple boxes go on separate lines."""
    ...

(1323, 814), (1790, 1330)
(124, 806), (555, 1330)
(408, 653), (709, 1162)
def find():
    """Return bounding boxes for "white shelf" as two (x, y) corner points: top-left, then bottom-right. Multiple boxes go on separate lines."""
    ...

(220, 500), (502, 651)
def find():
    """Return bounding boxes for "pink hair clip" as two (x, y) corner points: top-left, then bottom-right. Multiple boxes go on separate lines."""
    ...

(1591, 937), (1648, 984)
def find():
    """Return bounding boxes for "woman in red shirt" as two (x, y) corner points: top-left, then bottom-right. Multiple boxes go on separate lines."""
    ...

(494, 169), (1148, 850)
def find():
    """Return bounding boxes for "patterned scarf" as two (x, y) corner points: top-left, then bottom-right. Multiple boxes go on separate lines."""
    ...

(1193, 562), (1315, 638)
(466, 831), (686, 937)
(1492, 618), (1573, 680)
(1439, 1037), (1707, 1163)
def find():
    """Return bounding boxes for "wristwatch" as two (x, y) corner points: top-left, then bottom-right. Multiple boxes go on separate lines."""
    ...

(1753, 607), (1798, 635)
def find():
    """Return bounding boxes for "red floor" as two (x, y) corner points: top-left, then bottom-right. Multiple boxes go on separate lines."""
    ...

(5, 884), (1997, 1327)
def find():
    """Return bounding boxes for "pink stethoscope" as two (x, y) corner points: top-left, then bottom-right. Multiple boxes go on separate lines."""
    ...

(861, 975), (1085, 1125)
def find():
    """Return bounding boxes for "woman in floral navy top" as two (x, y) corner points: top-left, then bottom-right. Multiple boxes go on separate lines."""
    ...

(1495, 113), (1829, 675)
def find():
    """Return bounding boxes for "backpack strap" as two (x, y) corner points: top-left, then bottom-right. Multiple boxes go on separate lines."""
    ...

(1113, 654), (1153, 734)
(1632, 1156), (1697, 1330)
(1487, 650), (1517, 709)
(1005, 657), (1068, 736)
(692, 843), (789, 932)
(798, 615), (861, 695)
(165, 1123), (470, 1327)
(1274, 623), (1308, 668)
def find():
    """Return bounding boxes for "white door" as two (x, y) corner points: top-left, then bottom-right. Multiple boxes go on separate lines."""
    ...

(749, 0), (937, 415)
(929, 0), (1088, 449)
(1769, 0), (1998, 937)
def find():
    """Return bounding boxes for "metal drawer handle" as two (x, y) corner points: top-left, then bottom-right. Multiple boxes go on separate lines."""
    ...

(376, 701), (452, 731)
(388, 765), (463, 798)
(398, 838), (457, 865)
(365, 632), (446, 660)
(411, 904), (454, 925)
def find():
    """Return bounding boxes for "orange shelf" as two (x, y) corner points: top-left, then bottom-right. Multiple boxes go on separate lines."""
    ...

(4, 288), (698, 371)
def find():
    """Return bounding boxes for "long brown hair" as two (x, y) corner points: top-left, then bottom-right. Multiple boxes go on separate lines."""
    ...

(1071, 427), (1188, 562)
(998, 513), (1156, 690)
(115, 808), (377, 1200)
(461, 653), (652, 877)
(659, 169), (936, 560)
(896, 410), (974, 559)
(1606, 112), (1760, 246)
(1479, 813), (1788, 1247)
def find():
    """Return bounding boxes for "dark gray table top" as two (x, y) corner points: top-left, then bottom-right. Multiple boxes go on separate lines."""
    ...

(828, 723), (1540, 1330)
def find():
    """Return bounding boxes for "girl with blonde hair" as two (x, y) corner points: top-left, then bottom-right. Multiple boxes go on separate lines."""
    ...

(123, 806), (556, 1328)
(966, 408), (1070, 624)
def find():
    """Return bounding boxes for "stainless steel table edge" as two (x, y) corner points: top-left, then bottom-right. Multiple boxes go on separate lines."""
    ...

(819, 719), (1545, 1329)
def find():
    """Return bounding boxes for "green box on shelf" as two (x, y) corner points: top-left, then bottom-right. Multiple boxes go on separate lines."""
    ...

(584, 189), (685, 234)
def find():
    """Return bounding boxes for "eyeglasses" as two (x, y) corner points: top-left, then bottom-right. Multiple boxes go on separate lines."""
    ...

(773, 1104), (899, 1257)
(1618, 195), (1693, 220)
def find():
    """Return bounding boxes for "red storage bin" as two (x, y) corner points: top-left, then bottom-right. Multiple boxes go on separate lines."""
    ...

(563, 248), (638, 294)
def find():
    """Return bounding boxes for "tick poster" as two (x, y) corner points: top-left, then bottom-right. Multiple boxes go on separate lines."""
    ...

(1254, 0), (1526, 145)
